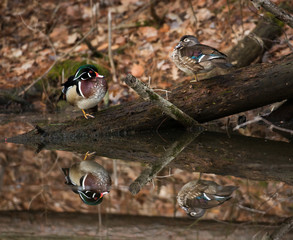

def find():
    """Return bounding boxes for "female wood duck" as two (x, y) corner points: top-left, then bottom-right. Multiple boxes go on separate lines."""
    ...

(60, 64), (108, 119)
(177, 179), (237, 218)
(172, 35), (232, 81)
(62, 158), (112, 205)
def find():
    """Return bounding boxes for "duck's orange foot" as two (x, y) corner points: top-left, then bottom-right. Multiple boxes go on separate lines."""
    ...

(82, 109), (95, 119)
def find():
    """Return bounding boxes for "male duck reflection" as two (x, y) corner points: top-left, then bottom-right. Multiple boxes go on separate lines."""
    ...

(177, 179), (237, 218)
(62, 152), (112, 205)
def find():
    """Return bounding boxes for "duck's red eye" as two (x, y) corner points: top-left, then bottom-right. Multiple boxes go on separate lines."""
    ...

(89, 71), (93, 73)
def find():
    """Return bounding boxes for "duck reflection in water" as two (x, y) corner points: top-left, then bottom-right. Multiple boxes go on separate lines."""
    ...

(177, 179), (237, 218)
(62, 152), (112, 205)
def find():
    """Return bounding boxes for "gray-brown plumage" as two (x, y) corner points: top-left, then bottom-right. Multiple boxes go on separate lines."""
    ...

(172, 35), (232, 81)
(177, 179), (237, 218)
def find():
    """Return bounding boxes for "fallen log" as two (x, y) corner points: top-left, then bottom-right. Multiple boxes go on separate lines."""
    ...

(7, 129), (293, 185)
(228, 16), (283, 67)
(1, 211), (291, 239)
(5, 53), (293, 141)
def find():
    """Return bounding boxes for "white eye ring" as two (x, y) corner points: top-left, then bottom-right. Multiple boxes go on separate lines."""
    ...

(184, 38), (190, 42)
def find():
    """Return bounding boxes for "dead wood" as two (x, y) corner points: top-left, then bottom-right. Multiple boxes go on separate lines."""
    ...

(6, 53), (293, 140)
(228, 17), (283, 67)
(1, 211), (292, 239)
(268, 216), (293, 240)
(124, 74), (201, 130)
(7, 129), (293, 185)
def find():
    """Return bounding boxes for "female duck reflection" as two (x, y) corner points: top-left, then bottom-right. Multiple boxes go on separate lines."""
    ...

(62, 152), (111, 205)
(177, 179), (237, 218)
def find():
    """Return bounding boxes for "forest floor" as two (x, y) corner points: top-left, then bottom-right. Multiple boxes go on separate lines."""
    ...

(0, 0), (293, 226)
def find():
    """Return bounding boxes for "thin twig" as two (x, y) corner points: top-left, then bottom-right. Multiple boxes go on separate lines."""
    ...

(238, 204), (266, 214)
(239, 0), (245, 37)
(150, 0), (164, 26)
(90, 0), (94, 29)
(46, 3), (61, 34)
(18, 26), (96, 96)
(153, 89), (171, 100)
(18, 60), (58, 97)
(80, 32), (103, 58)
(226, 0), (236, 36)
(233, 115), (293, 135)
(256, 185), (282, 211)
(112, 22), (150, 30)
(261, 117), (293, 135)
(188, 0), (197, 29)
(124, 74), (202, 130)
(115, 0), (157, 28)
(129, 132), (198, 195)
(233, 116), (262, 130)
(281, 29), (293, 52)
(20, 15), (56, 57)
(108, 10), (118, 83)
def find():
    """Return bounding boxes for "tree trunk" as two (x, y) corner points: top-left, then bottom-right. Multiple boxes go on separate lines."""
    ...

(228, 17), (283, 67)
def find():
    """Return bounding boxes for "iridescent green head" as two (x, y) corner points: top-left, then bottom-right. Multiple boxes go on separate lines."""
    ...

(73, 64), (103, 81)
(78, 190), (104, 205)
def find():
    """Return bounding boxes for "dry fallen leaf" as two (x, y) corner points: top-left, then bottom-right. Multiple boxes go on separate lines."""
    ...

(13, 60), (35, 76)
(11, 48), (22, 58)
(194, 8), (214, 22)
(67, 33), (78, 45)
(115, 36), (126, 45)
(49, 26), (68, 42)
(159, 24), (170, 33)
(139, 26), (158, 42)
(131, 64), (144, 77)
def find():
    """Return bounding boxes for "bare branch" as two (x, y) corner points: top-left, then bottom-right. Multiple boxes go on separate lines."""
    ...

(18, 26), (95, 97)
(123, 74), (201, 130)
(188, 0), (197, 29)
(233, 115), (293, 135)
(129, 132), (198, 195)
(251, 0), (293, 28)
(108, 10), (118, 83)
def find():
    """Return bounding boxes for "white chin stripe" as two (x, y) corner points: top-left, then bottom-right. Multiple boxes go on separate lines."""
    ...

(214, 195), (225, 199)
(198, 54), (205, 63)
(82, 173), (88, 188)
(78, 81), (85, 98)
(203, 192), (211, 201)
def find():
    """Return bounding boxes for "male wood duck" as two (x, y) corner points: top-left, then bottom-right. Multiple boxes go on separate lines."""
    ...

(60, 64), (108, 119)
(62, 157), (112, 205)
(172, 35), (232, 81)
(177, 179), (237, 218)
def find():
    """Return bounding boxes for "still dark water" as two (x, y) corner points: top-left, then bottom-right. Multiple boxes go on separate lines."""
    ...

(1, 113), (293, 239)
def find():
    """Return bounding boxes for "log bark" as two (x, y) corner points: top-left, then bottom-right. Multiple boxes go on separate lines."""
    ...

(124, 73), (200, 130)
(8, 130), (293, 185)
(228, 17), (283, 67)
(5, 53), (293, 140)
(268, 217), (293, 240)
(1, 211), (292, 239)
